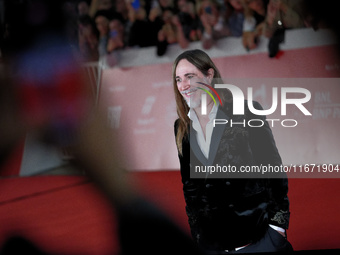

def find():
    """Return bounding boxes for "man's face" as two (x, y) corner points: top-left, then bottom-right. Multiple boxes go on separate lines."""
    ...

(175, 59), (213, 110)
(78, 1), (89, 16)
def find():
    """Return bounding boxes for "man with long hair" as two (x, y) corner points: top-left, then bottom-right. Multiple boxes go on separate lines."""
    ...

(173, 49), (292, 254)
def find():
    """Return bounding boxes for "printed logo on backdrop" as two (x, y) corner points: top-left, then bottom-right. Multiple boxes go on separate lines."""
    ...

(107, 83), (126, 129)
(313, 90), (340, 120)
(108, 106), (122, 129)
(134, 95), (156, 135)
(151, 80), (178, 127)
(152, 81), (172, 88)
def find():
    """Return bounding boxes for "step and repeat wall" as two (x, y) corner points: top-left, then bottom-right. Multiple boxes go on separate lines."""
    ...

(14, 28), (340, 176)
(100, 43), (340, 173)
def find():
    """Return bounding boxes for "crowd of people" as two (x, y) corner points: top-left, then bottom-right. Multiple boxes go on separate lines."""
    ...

(63, 0), (312, 62)
(0, 0), (329, 64)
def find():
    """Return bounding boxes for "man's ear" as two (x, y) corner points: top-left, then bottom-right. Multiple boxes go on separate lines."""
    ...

(207, 68), (215, 82)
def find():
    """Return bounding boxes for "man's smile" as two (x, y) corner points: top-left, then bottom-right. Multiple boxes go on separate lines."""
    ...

(181, 87), (198, 97)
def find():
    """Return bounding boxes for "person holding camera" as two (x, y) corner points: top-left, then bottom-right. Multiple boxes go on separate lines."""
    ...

(197, 0), (229, 49)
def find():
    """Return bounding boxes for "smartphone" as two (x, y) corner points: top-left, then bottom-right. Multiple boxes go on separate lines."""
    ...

(131, 0), (140, 10)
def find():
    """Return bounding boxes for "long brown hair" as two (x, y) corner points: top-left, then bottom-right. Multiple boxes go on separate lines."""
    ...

(172, 49), (227, 155)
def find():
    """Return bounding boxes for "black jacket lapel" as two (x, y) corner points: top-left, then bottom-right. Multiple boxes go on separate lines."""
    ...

(207, 107), (229, 165)
(189, 106), (230, 167)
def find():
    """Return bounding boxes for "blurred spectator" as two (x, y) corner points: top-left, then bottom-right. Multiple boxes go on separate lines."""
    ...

(176, 0), (202, 42)
(224, 0), (244, 37)
(89, 0), (114, 17)
(93, 9), (124, 57)
(105, 17), (126, 67)
(148, 0), (162, 22)
(197, 0), (229, 49)
(242, 0), (268, 51)
(0, 49), (205, 255)
(127, 0), (160, 48)
(0, 2), (205, 251)
(157, 8), (177, 45)
(157, 7), (189, 56)
(148, 1), (166, 54)
(107, 18), (125, 53)
(78, 15), (99, 62)
(301, 0), (340, 54)
(265, 0), (305, 57)
(112, 0), (133, 50)
(301, 0), (335, 31)
(245, 0), (268, 23)
(94, 10), (111, 56)
(77, 0), (91, 16)
(242, 0), (305, 57)
(115, 0), (130, 22)
(148, 1), (164, 25)
(264, 0), (305, 38)
(158, 0), (175, 10)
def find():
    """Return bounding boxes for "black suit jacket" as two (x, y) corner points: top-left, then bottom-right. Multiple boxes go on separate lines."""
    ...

(175, 101), (290, 251)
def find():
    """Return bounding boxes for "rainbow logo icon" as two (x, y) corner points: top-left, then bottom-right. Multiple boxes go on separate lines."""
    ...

(195, 81), (223, 107)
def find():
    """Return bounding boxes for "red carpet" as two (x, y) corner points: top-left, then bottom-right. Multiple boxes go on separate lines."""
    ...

(0, 176), (118, 255)
(0, 172), (339, 254)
